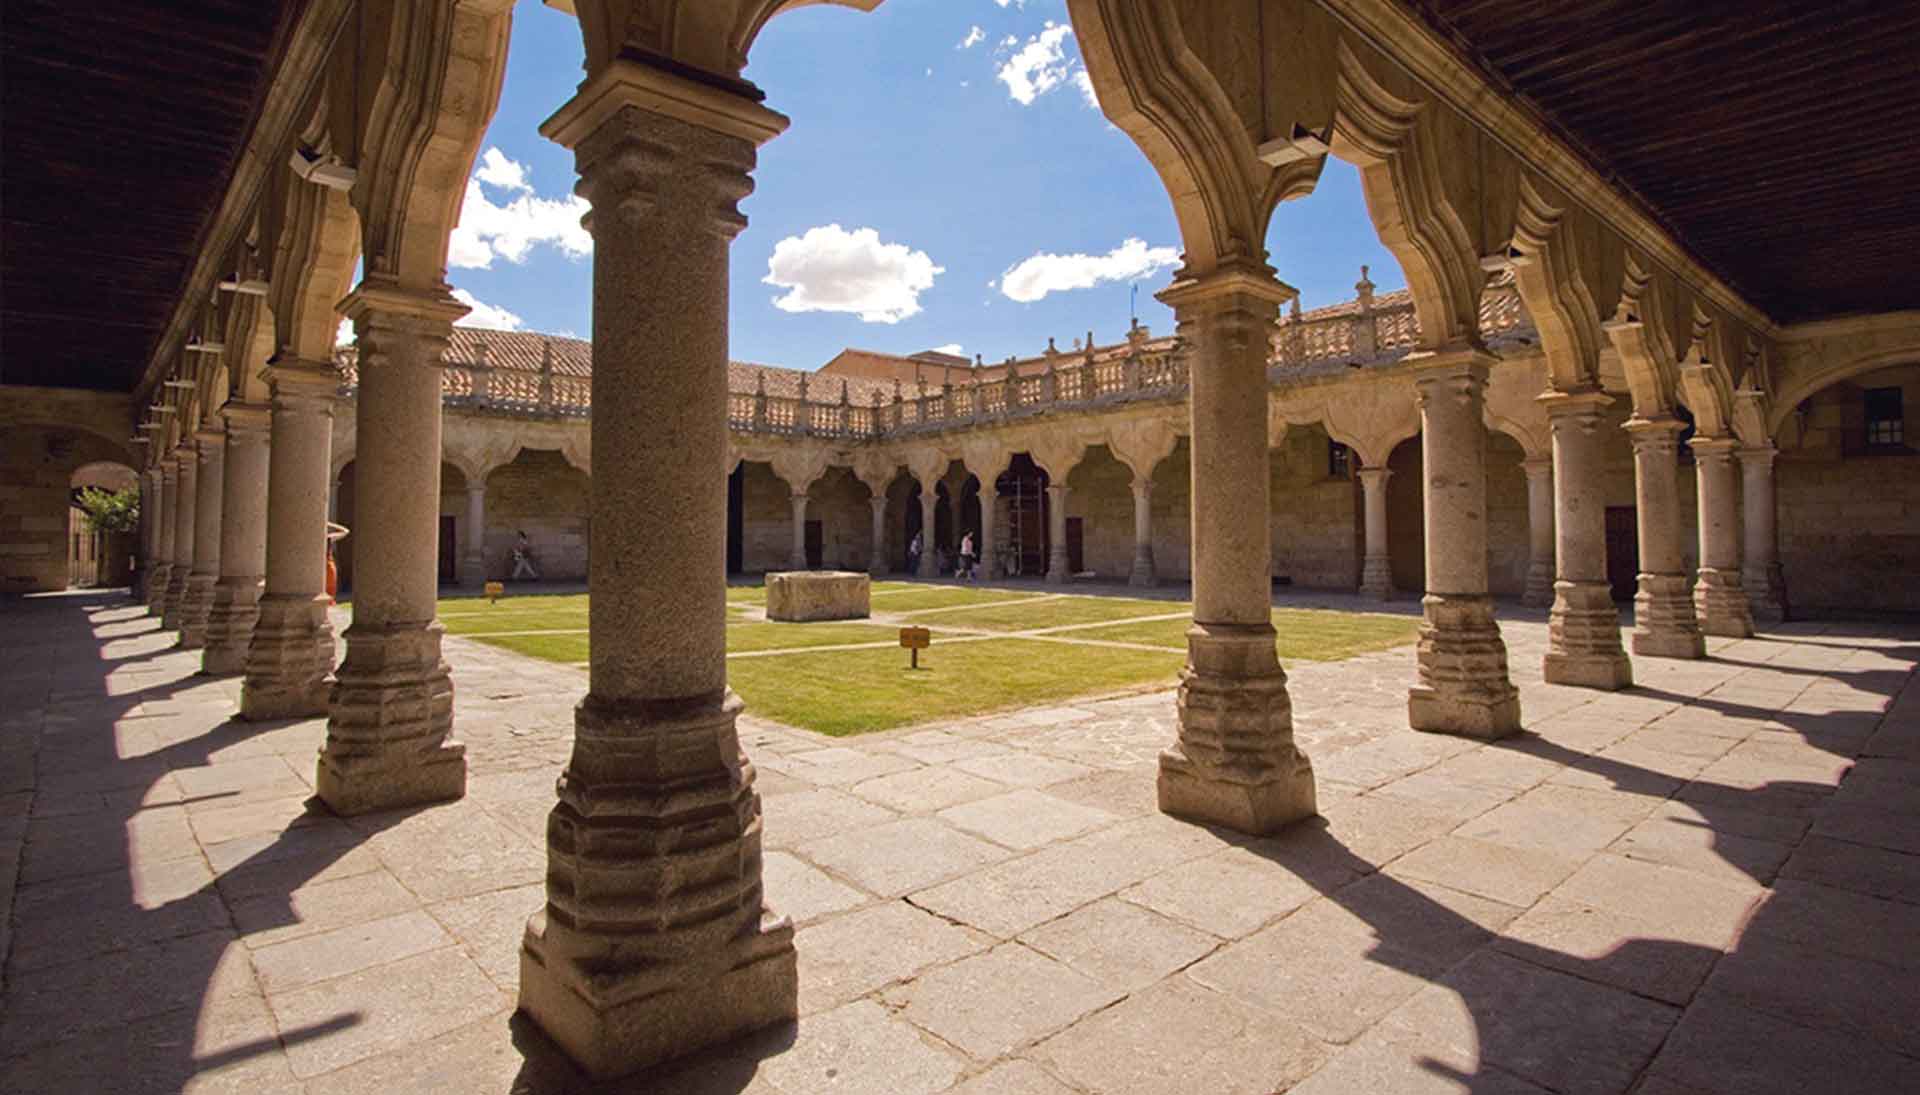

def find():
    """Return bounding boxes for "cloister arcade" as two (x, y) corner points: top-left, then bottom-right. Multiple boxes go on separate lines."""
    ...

(4, 0), (1919, 1087)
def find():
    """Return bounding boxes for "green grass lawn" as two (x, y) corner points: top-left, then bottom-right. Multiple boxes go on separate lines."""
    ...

(1074, 607), (1420, 660)
(436, 587), (1418, 736)
(924, 594), (1186, 632)
(727, 637), (1183, 736)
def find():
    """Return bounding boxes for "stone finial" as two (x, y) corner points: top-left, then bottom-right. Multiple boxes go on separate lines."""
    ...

(840, 380), (851, 406)
(1355, 265), (1376, 312)
(872, 389), (883, 408)
(797, 372), (810, 401)
(473, 337), (490, 369)
(1046, 336), (1059, 357)
(539, 337), (554, 373)
(893, 377), (903, 402)
(1289, 296), (1303, 321)
(1084, 331), (1097, 362)
(974, 353), (984, 369)
(1127, 318), (1148, 349)
(942, 364), (953, 390)
(755, 369), (766, 395)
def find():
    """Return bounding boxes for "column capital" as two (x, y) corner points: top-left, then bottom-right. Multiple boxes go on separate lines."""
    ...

(160, 460), (179, 482)
(1411, 349), (1497, 406)
(1623, 412), (1687, 438)
(1536, 385), (1614, 419)
(542, 56), (789, 153)
(1688, 435), (1740, 462)
(338, 280), (467, 338)
(221, 401), (272, 435)
(265, 356), (342, 394)
(466, 481), (488, 497)
(1738, 443), (1778, 468)
(194, 425), (226, 448)
(1520, 454), (1553, 477)
(1156, 259), (1297, 314)
(1356, 466), (1393, 488)
(172, 443), (197, 464)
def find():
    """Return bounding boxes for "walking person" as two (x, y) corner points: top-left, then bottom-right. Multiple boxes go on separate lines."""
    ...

(958, 531), (977, 581)
(907, 530), (923, 577)
(511, 530), (541, 581)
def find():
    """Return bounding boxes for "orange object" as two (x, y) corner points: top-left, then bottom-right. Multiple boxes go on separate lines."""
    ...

(326, 546), (338, 602)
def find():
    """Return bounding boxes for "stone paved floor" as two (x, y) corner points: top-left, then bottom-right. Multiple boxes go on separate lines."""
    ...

(2, 588), (1917, 1094)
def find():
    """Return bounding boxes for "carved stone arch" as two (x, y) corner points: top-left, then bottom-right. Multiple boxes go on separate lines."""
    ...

(331, 0), (513, 294)
(957, 440), (1011, 490)
(1069, 0), (1297, 277)
(1677, 312), (1735, 440)
(1320, 376), (1420, 469)
(770, 448), (833, 495)
(1510, 173), (1608, 392)
(1770, 346), (1920, 436)
(1105, 417), (1179, 482)
(1603, 250), (1687, 419)
(562, 434), (592, 477)
(1027, 433), (1093, 483)
(263, 167), (361, 365)
(1331, 40), (1514, 352)
(850, 450), (898, 498)
(572, 0), (884, 81)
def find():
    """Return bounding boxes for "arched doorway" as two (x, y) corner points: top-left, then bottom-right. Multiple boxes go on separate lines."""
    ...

(69, 461), (139, 588)
(996, 453), (1050, 578)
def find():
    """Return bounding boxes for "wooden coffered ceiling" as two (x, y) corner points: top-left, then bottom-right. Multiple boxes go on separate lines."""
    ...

(1406, 0), (1920, 325)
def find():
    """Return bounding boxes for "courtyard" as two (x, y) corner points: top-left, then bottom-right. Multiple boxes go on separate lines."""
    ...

(434, 581), (1419, 735)
(3, 586), (1916, 1093)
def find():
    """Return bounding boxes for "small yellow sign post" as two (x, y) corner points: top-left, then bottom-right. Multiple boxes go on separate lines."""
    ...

(484, 581), (505, 605)
(899, 626), (931, 669)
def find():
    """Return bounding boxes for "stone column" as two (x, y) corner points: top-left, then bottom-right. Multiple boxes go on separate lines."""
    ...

(318, 285), (467, 816)
(787, 492), (809, 571)
(1409, 355), (1522, 738)
(149, 461), (175, 616)
(1129, 475), (1157, 587)
(138, 467), (163, 606)
(1521, 456), (1555, 607)
(161, 447), (196, 630)
(178, 426), (225, 649)
(1154, 265), (1314, 833)
(917, 486), (938, 577)
(463, 483), (487, 587)
(1739, 445), (1788, 623)
(980, 486), (1000, 579)
(1357, 466), (1393, 599)
(1045, 483), (1071, 584)
(204, 405), (270, 674)
(242, 362), (338, 718)
(1624, 415), (1705, 659)
(518, 65), (796, 1078)
(867, 494), (888, 576)
(1540, 390), (1631, 689)
(1691, 436), (1754, 638)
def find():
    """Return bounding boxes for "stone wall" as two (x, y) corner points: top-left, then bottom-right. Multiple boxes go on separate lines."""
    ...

(738, 461), (792, 573)
(809, 469), (875, 572)
(1270, 427), (1360, 589)
(483, 450), (589, 582)
(1775, 364), (1920, 613)
(1066, 447), (1134, 581)
(0, 426), (133, 594)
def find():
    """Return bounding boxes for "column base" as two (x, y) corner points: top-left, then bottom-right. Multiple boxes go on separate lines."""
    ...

(241, 593), (336, 719)
(131, 564), (150, 602)
(145, 563), (171, 615)
(318, 621), (464, 816)
(1521, 563), (1554, 608)
(1409, 594), (1521, 739)
(1694, 567), (1755, 639)
(201, 578), (262, 675)
(1746, 563), (1788, 624)
(1159, 622), (1316, 835)
(177, 574), (217, 649)
(1631, 573), (1706, 659)
(1129, 548), (1157, 588)
(461, 554), (486, 589)
(160, 572), (190, 630)
(1544, 580), (1633, 690)
(1045, 554), (1070, 586)
(1359, 555), (1393, 601)
(788, 554), (808, 572)
(517, 690), (795, 1079)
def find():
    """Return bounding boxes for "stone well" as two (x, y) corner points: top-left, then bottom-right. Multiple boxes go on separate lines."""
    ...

(766, 570), (871, 622)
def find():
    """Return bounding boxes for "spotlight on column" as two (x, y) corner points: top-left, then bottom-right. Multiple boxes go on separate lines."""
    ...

(217, 275), (269, 296)
(164, 379), (195, 390)
(289, 145), (358, 191)
(185, 336), (227, 354)
(1258, 124), (1331, 167)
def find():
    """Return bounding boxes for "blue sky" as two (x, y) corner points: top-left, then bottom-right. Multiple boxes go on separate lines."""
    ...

(443, 0), (1405, 369)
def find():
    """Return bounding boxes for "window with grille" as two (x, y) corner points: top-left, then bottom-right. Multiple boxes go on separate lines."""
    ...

(1328, 441), (1351, 479)
(1865, 386), (1904, 447)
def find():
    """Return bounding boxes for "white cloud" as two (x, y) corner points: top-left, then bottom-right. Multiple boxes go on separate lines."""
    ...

(999, 238), (1181, 304)
(995, 0), (1024, 7)
(449, 148), (592, 270)
(997, 23), (1088, 107)
(1073, 69), (1098, 109)
(763, 224), (943, 324)
(336, 317), (354, 347)
(958, 25), (984, 49)
(930, 343), (964, 356)
(451, 287), (524, 331)
(473, 147), (529, 193)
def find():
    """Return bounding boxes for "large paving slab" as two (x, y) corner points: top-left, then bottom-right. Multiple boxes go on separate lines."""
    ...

(2, 586), (1917, 1093)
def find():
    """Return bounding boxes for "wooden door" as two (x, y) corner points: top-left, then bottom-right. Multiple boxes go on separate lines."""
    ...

(438, 515), (457, 585)
(1066, 517), (1084, 574)
(1605, 506), (1638, 602)
(805, 520), (823, 569)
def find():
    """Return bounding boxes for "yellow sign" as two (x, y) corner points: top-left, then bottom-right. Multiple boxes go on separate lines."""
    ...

(899, 626), (931, 668)
(484, 581), (505, 604)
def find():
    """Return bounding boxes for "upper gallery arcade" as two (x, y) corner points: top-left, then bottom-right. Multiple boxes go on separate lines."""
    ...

(2, 0), (1917, 1080)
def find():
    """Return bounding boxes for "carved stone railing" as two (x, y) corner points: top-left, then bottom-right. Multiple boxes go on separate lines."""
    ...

(339, 283), (1528, 442)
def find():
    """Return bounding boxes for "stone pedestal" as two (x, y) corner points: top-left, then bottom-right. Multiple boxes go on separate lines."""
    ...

(146, 465), (171, 615)
(1625, 415), (1705, 659)
(867, 495), (888, 577)
(766, 571), (870, 621)
(1520, 456), (1554, 607)
(1155, 265), (1315, 834)
(1409, 355), (1521, 738)
(319, 284), (467, 815)
(1540, 390), (1631, 689)
(1691, 437), (1755, 639)
(1357, 466), (1393, 599)
(205, 406), (271, 674)
(242, 361), (339, 719)
(179, 428), (224, 649)
(1739, 445), (1788, 623)
(463, 483), (487, 587)
(1045, 484), (1071, 585)
(162, 447), (196, 631)
(1129, 477), (1157, 587)
(518, 61), (796, 1079)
